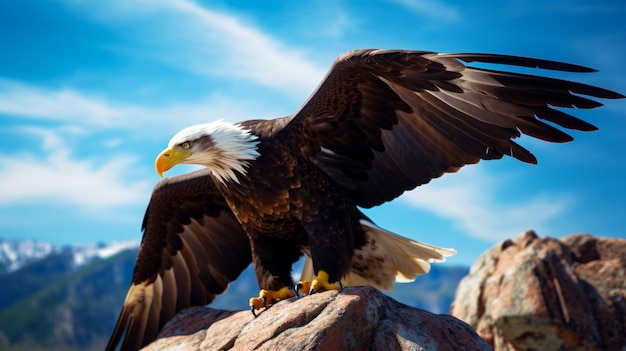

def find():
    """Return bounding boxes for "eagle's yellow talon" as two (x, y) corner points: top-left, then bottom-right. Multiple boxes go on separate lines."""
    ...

(304, 270), (342, 294)
(249, 296), (265, 309)
(249, 287), (296, 316)
(296, 280), (311, 296)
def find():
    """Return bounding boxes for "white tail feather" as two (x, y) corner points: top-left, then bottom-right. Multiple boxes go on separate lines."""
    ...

(299, 220), (456, 291)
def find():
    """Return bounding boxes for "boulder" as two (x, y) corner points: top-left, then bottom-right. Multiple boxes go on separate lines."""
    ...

(144, 285), (491, 351)
(451, 231), (626, 351)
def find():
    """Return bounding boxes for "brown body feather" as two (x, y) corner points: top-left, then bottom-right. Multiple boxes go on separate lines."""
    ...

(106, 49), (623, 351)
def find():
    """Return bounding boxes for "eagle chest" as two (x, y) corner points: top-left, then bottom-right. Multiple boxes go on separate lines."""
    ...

(223, 152), (340, 240)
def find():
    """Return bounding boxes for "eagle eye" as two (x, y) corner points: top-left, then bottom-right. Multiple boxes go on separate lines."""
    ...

(180, 141), (191, 150)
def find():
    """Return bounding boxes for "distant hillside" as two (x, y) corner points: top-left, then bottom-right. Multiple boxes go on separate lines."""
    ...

(0, 239), (139, 311)
(385, 265), (469, 313)
(0, 239), (467, 351)
(0, 247), (77, 312)
(0, 249), (137, 351)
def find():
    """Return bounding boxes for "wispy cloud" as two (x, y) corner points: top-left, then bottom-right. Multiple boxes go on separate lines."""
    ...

(13, 125), (85, 151)
(61, 0), (327, 97)
(402, 165), (570, 241)
(0, 79), (126, 127)
(388, 0), (461, 23)
(0, 78), (285, 134)
(0, 128), (151, 210)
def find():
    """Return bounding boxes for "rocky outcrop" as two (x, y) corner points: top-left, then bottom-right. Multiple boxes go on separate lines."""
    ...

(451, 231), (626, 351)
(144, 285), (491, 351)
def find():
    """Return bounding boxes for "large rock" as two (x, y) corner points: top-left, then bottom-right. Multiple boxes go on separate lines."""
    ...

(451, 231), (626, 351)
(144, 285), (491, 351)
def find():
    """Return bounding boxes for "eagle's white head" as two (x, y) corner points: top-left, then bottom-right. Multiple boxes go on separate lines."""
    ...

(156, 120), (260, 184)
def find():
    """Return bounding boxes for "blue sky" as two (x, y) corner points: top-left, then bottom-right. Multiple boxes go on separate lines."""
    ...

(0, 0), (624, 266)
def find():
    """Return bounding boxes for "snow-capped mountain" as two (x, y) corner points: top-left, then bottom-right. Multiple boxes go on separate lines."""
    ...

(0, 239), (57, 274)
(0, 239), (139, 274)
(68, 240), (140, 267)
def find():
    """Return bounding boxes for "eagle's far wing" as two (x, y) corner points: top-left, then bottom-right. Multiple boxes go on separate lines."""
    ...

(106, 169), (251, 351)
(282, 49), (623, 208)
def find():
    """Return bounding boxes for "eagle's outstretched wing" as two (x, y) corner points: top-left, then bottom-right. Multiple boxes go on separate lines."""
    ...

(106, 169), (251, 351)
(282, 49), (623, 208)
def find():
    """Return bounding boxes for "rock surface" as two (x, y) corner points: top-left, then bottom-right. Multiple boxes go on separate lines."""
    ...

(451, 231), (626, 351)
(143, 285), (491, 351)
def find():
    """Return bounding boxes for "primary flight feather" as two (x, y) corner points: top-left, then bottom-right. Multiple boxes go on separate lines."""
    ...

(106, 49), (623, 351)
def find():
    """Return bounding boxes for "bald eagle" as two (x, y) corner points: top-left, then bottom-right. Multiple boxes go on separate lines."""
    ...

(106, 49), (623, 351)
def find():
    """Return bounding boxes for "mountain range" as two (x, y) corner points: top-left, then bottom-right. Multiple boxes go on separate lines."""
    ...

(0, 239), (468, 351)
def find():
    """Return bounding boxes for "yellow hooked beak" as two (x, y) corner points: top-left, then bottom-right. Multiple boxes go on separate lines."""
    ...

(155, 148), (192, 178)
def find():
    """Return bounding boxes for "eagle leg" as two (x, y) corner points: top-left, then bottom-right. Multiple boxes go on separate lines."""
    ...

(296, 270), (342, 296)
(249, 286), (296, 317)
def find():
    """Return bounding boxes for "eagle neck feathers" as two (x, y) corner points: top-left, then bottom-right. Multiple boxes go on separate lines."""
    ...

(173, 120), (261, 185)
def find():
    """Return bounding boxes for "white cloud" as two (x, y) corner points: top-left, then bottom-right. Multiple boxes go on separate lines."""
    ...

(12, 125), (87, 151)
(0, 129), (151, 211)
(402, 165), (570, 241)
(169, 0), (326, 90)
(0, 126), (153, 211)
(0, 79), (126, 127)
(0, 78), (286, 134)
(61, 0), (327, 97)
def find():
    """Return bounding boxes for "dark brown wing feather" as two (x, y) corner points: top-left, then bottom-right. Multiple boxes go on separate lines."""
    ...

(280, 49), (623, 208)
(105, 169), (251, 351)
